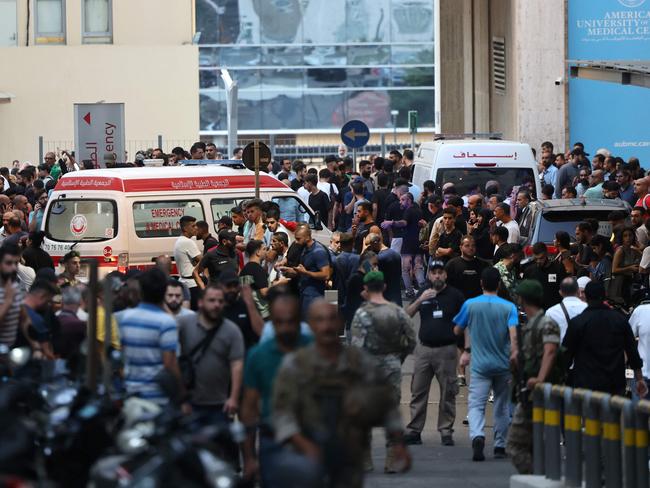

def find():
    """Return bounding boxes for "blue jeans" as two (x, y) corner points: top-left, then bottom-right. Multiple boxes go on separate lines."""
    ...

(401, 253), (425, 292)
(259, 435), (322, 488)
(300, 289), (323, 317)
(468, 371), (511, 448)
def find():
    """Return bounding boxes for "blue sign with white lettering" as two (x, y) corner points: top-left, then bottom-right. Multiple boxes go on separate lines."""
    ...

(568, 0), (650, 162)
(569, 78), (650, 162)
(569, 0), (650, 60)
(340, 120), (370, 148)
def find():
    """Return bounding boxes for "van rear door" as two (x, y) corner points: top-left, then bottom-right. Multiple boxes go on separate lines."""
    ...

(434, 167), (538, 199)
(433, 143), (540, 199)
(412, 144), (436, 188)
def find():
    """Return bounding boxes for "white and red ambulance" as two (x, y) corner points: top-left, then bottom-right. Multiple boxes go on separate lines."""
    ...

(42, 163), (331, 276)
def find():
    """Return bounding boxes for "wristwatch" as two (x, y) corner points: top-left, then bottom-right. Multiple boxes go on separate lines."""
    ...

(464, 347), (471, 353)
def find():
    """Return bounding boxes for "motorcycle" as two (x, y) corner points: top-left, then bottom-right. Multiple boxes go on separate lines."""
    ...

(0, 346), (122, 487)
(89, 396), (244, 488)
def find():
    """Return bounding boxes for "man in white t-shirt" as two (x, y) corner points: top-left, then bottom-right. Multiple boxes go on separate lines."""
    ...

(173, 215), (202, 310)
(630, 301), (650, 398)
(494, 202), (520, 244)
(317, 168), (339, 200)
(297, 181), (310, 204)
(546, 277), (588, 341)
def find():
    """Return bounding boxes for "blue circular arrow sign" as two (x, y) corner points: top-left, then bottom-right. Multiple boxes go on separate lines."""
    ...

(340, 119), (370, 148)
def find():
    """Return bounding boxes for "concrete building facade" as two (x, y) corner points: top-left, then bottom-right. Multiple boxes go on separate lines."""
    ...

(1, 0), (575, 164)
(0, 0), (199, 165)
(197, 0), (568, 153)
(439, 0), (567, 153)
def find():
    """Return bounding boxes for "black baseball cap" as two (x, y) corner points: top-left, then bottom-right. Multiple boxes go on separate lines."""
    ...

(428, 259), (445, 271)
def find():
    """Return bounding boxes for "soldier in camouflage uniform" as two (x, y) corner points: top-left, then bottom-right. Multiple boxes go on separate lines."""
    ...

(494, 244), (518, 300)
(349, 270), (416, 473)
(507, 280), (561, 474)
(272, 300), (411, 488)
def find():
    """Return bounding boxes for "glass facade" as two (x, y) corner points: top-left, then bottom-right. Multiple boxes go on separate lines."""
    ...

(196, 0), (436, 133)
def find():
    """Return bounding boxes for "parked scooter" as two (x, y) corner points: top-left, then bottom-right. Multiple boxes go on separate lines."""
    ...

(89, 391), (244, 487)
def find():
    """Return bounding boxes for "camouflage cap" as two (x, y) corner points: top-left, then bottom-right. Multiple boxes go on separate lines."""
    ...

(363, 270), (385, 284)
(515, 279), (543, 301)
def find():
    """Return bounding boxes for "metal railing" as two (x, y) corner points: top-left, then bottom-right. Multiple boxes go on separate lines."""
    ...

(532, 383), (649, 488)
(42, 136), (418, 165)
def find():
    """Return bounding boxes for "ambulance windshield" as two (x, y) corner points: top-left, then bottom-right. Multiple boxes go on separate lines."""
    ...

(45, 199), (117, 242)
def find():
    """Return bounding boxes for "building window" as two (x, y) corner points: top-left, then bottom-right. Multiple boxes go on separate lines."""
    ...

(35, 0), (66, 44)
(132, 201), (205, 238)
(0, 0), (17, 46)
(195, 0), (437, 133)
(83, 0), (112, 44)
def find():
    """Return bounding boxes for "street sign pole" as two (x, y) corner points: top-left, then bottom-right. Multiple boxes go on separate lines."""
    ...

(221, 69), (238, 160)
(340, 119), (370, 174)
(254, 140), (260, 199)
(84, 259), (99, 393)
(243, 141), (271, 192)
(408, 110), (418, 152)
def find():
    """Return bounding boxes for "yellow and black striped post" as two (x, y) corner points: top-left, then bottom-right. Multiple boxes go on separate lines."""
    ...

(563, 387), (582, 487)
(601, 395), (622, 488)
(543, 384), (561, 480)
(532, 385), (545, 475)
(621, 401), (636, 488)
(583, 391), (602, 488)
(634, 409), (648, 488)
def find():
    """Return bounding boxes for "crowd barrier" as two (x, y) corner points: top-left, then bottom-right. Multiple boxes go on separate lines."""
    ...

(531, 383), (649, 488)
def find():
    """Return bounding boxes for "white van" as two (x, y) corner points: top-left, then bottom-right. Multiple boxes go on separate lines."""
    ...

(412, 139), (542, 200)
(42, 164), (331, 276)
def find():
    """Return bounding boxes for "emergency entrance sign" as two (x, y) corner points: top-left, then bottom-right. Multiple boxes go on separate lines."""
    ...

(74, 103), (125, 168)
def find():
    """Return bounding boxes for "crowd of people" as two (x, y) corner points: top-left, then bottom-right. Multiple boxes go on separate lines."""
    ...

(1, 139), (650, 485)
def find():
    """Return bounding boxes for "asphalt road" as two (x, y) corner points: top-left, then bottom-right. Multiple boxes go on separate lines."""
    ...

(365, 310), (517, 487)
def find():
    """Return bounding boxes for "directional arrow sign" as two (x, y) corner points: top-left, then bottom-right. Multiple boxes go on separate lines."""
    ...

(83, 112), (92, 125)
(340, 119), (370, 148)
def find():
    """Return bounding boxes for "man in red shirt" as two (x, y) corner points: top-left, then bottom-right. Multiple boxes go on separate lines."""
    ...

(634, 176), (650, 210)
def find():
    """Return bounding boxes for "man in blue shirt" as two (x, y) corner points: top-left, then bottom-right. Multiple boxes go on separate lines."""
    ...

(241, 288), (312, 486)
(453, 266), (518, 462)
(22, 279), (57, 359)
(118, 268), (184, 404)
(274, 178), (305, 224)
(540, 155), (558, 189)
(282, 226), (331, 316)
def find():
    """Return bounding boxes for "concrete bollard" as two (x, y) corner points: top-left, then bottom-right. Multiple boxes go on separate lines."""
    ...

(543, 384), (561, 481)
(621, 400), (636, 488)
(601, 395), (622, 488)
(583, 391), (602, 488)
(563, 388), (582, 487)
(634, 411), (648, 488)
(532, 386), (545, 475)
